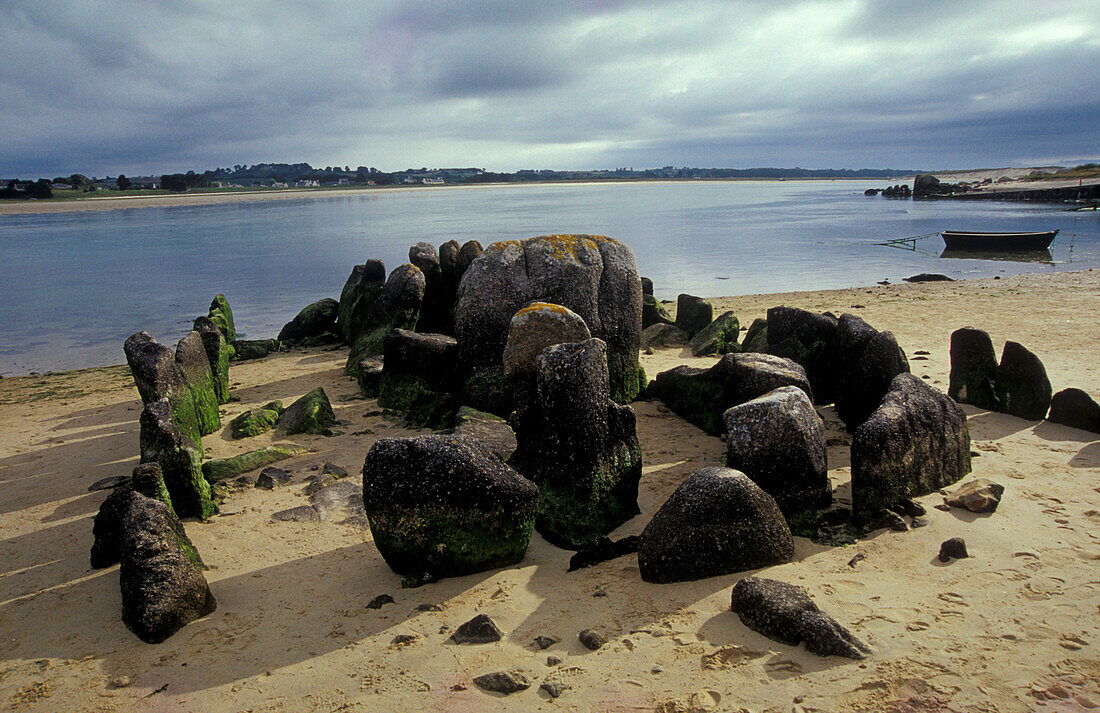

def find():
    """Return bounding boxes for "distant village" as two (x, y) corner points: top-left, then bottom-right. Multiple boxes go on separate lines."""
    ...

(1, 163), (917, 200)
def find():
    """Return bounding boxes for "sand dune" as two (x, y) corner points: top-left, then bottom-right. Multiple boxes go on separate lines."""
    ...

(0, 270), (1097, 712)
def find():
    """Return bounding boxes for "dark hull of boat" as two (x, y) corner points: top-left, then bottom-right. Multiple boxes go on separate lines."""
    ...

(941, 230), (1057, 251)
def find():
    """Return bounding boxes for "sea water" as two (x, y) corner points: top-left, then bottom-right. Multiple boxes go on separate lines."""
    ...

(1, 180), (1097, 375)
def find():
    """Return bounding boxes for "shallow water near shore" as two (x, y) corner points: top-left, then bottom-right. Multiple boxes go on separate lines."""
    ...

(1, 180), (1097, 375)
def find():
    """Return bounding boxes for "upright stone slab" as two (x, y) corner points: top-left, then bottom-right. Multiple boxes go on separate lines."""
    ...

(455, 234), (644, 405)
(948, 327), (999, 410)
(996, 341), (1052, 420)
(675, 294), (713, 337)
(208, 294), (236, 342)
(119, 494), (216, 643)
(410, 242), (448, 334)
(638, 467), (793, 583)
(345, 263), (425, 379)
(277, 298), (339, 343)
(650, 352), (812, 435)
(193, 316), (230, 404)
(362, 435), (539, 581)
(337, 259), (386, 344)
(766, 306), (839, 405)
(834, 314), (910, 430)
(851, 374), (971, 523)
(174, 331), (221, 437)
(723, 386), (830, 517)
(140, 399), (217, 520)
(378, 330), (459, 428)
(91, 463), (180, 569)
(689, 311), (740, 356)
(508, 338), (642, 549)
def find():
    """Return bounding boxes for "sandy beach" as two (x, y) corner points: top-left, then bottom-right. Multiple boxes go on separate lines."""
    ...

(1, 270), (1097, 712)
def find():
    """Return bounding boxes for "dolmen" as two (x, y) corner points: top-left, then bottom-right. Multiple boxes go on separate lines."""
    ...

(362, 435), (539, 585)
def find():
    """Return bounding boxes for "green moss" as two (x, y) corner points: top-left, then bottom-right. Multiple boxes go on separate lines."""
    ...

(368, 504), (536, 579)
(167, 388), (204, 447)
(232, 339), (280, 361)
(201, 444), (313, 483)
(378, 373), (457, 429)
(147, 440), (217, 521)
(689, 312), (741, 357)
(209, 294), (236, 341)
(786, 510), (820, 539)
(229, 407), (281, 439)
(740, 318), (769, 353)
(607, 352), (644, 404)
(279, 387), (335, 435)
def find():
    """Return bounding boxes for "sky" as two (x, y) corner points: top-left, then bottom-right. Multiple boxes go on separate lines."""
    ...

(2, 0), (1098, 178)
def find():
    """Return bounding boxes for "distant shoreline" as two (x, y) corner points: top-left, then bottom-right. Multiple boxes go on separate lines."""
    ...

(0, 177), (893, 216)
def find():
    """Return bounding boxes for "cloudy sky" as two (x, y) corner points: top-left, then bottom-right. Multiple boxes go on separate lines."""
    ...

(2, 0), (1097, 178)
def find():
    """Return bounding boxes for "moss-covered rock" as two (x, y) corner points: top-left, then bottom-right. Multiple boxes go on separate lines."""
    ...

(208, 294), (236, 342)
(641, 323), (688, 349)
(278, 387), (336, 435)
(377, 330), (460, 428)
(173, 331), (221, 439)
(232, 339), (280, 361)
(229, 401), (284, 439)
(460, 367), (512, 418)
(337, 259), (386, 344)
(91, 463), (180, 569)
(356, 356), (384, 397)
(675, 294), (713, 337)
(453, 406), (517, 460)
(642, 294), (674, 329)
(508, 338), (642, 549)
(346, 263), (425, 379)
(193, 316), (231, 404)
(689, 311), (740, 356)
(362, 435), (539, 581)
(201, 444), (314, 483)
(278, 298), (339, 344)
(140, 399), (217, 521)
(740, 318), (768, 353)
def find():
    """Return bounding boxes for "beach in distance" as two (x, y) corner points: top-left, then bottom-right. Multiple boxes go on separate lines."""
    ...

(1, 269), (1097, 712)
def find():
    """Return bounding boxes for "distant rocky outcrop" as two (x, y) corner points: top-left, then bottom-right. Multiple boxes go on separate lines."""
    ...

(913, 173), (965, 198)
(638, 467), (793, 583)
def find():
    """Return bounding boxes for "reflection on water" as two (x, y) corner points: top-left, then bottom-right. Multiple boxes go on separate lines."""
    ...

(940, 248), (1055, 264)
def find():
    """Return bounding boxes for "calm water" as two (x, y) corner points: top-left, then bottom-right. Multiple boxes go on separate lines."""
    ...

(1, 180), (1097, 375)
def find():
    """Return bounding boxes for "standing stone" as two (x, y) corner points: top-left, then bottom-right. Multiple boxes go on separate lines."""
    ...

(119, 494), (216, 644)
(649, 353), (812, 435)
(208, 294), (235, 342)
(502, 303), (592, 382)
(193, 316), (231, 404)
(410, 242), (449, 334)
(362, 435), (539, 581)
(124, 331), (178, 407)
(337, 259), (386, 344)
(277, 298), (339, 343)
(140, 399), (217, 520)
(346, 263), (425, 379)
(454, 234), (644, 406)
(766, 306), (839, 405)
(740, 318), (768, 354)
(174, 331), (221, 437)
(948, 327), (999, 410)
(641, 276), (654, 295)
(675, 294), (713, 337)
(996, 341), (1052, 420)
(91, 463), (182, 569)
(377, 330), (459, 428)
(509, 338), (642, 549)
(851, 374), (971, 524)
(723, 386), (830, 517)
(834, 315), (910, 430)
(278, 387), (336, 435)
(642, 294), (675, 329)
(638, 467), (793, 583)
(1047, 388), (1100, 433)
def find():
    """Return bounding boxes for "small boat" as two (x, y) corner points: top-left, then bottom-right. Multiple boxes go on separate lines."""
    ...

(941, 230), (1057, 250)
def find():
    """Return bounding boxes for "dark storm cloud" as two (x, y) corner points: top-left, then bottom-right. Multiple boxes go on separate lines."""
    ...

(1, 0), (1096, 177)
